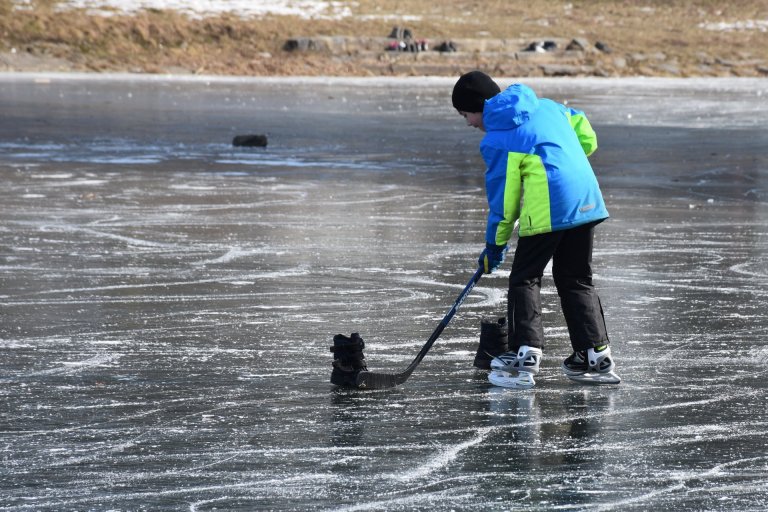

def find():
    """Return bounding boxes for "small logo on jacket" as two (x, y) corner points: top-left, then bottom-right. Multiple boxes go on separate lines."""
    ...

(579, 204), (595, 213)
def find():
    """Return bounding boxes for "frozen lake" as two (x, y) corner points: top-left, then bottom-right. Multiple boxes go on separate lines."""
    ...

(1, 74), (767, 510)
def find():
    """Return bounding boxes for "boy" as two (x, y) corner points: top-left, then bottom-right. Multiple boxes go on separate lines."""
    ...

(451, 71), (620, 388)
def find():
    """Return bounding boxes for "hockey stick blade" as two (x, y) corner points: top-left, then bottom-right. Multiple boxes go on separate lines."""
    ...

(355, 369), (409, 390)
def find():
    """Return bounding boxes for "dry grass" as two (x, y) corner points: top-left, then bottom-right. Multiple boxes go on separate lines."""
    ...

(1, 0), (767, 76)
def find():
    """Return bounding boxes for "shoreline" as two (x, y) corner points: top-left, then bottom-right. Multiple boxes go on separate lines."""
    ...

(2, 1), (767, 79)
(3, 70), (767, 86)
(2, 47), (766, 79)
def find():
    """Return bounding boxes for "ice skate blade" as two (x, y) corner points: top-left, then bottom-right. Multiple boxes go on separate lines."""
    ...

(566, 371), (621, 385)
(488, 370), (535, 389)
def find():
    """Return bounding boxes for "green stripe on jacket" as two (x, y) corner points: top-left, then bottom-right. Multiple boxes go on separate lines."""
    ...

(493, 152), (553, 243)
(516, 153), (552, 237)
(566, 111), (598, 156)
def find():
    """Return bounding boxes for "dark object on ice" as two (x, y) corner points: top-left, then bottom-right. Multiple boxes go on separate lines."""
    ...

(330, 333), (368, 388)
(355, 268), (483, 390)
(232, 134), (268, 147)
(435, 41), (457, 52)
(474, 317), (509, 369)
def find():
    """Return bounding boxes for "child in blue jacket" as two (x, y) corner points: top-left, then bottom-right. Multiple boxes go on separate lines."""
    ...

(451, 71), (620, 388)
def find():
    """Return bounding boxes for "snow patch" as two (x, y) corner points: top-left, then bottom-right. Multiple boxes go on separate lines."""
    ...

(699, 19), (768, 32)
(29, 0), (354, 19)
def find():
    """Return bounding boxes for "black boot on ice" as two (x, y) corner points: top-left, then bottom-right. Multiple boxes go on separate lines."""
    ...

(474, 317), (509, 369)
(330, 332), (368, 387)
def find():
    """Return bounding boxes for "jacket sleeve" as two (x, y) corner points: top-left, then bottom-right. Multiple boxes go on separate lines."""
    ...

(566, 107), (598, 157)
(480, 142), (522, 246)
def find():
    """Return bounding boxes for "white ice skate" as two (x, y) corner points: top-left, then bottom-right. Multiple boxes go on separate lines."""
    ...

(488, 345), (542, 389)
(488, 369), (536, 389)
(562, 345), (621, 385)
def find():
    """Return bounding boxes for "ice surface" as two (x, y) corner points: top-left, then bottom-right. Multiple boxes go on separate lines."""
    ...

(1, 74), (767, 510)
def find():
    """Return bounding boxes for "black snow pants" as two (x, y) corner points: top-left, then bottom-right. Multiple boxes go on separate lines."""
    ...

(507, 221), (609, 353)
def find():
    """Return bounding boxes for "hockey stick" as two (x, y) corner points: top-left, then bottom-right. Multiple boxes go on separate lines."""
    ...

(355, 267), (484, 389)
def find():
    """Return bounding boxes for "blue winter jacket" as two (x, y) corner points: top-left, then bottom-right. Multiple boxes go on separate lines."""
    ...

(480, 83), (608, 244)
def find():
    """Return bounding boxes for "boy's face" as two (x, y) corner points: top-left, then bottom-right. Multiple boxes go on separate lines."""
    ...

(458, 110), (484, 132)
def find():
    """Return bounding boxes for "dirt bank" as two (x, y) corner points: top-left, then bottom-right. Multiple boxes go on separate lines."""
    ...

(1, 0), (767, 77)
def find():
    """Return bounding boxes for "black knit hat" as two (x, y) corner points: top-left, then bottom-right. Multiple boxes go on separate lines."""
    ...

(452, 71), (501, 113)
